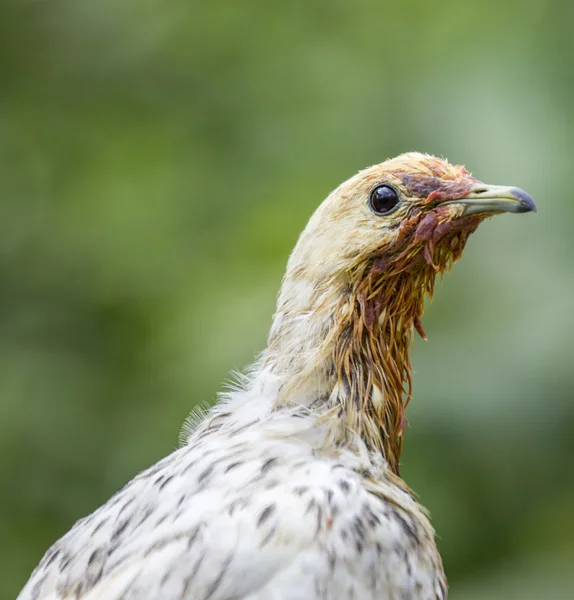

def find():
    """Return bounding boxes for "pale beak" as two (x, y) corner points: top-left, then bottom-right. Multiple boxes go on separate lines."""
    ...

(448, 183), (537, 216)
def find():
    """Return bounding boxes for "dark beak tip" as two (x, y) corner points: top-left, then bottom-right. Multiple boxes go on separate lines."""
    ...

(511, 188), (537, 213)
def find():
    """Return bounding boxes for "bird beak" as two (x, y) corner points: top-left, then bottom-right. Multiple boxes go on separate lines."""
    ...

(447, 183), (537, 216)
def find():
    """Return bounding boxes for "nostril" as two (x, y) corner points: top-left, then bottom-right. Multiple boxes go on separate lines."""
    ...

(473, 188), (488, 195)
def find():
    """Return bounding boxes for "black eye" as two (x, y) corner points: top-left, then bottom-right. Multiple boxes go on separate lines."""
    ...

(369, 184), (400, 215)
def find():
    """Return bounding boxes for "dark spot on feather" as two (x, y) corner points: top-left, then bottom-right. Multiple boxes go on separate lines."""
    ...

(392, 541), (408, 561)
(228, 497), (249, 517)
(136, 507), (154, 528)
(371, 513), (382, 528)
(364, 506), (381, 528)
(177, 494), (187, 508)
(59, 553), (72, 571)
(159, 475), (174, 490)
(260, 526), (276, 547)
(172, 509), (184, 522)
(328, 551), (336, 572)
(90, 569), (104, 587)
(327, 361), (337, 378)
(391, 508), (419, 544)
(187, 524), (201, 549)
(153, 475), (165, 486)
(305, 498), (316, 515)
(111, 519), (130, 541)
(261, 457), (278, 473)
(144, 536), (175, 557)
(353, 517), (365, 541)
(338, 480), (350, 494)
(87, 549), (101, 566)
(92, 518), (108, 535)
(224, 461), (242, 473)
(325, 489), (334, 506)
(315, 505), (323, 537)
(340, 369), (352, 396)
(257, 504), (276, 527)
(155, 514), (168, 527)
(72, 581), (83, 599)
(293, 486), (308, 496)
(182, 554), (205, 597)
(44, 548), (60, 567)
(118, 497), (135, 516)
(197, 464), (214, 484)
(205, 555), (232, 600)
(372, 572), (382, 594)
(264, 478), (279, 489)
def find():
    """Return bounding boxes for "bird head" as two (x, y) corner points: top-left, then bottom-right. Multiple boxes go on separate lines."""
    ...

(288, 152), (535, 290)
(271, 152), (535, 474)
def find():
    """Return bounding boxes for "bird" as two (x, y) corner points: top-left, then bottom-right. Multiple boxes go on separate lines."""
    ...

(18, 152), (536, 600)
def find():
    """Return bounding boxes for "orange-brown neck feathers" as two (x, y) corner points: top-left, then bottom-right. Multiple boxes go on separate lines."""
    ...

(333, 201), (481, 474)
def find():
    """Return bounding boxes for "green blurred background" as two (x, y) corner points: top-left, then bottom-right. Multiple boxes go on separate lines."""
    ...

(1, 0), (573, 598)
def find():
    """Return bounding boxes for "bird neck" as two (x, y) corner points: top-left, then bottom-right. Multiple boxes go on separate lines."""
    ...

(262, 263), (430, 474)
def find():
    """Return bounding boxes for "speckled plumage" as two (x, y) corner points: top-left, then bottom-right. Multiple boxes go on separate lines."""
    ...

(18, 153), (535, 600)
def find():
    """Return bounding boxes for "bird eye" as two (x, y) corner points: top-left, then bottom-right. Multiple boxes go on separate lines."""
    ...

(369, 185), (400, 215)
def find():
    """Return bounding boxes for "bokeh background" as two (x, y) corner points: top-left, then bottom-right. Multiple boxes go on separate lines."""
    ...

(1, 1), (573, 598)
